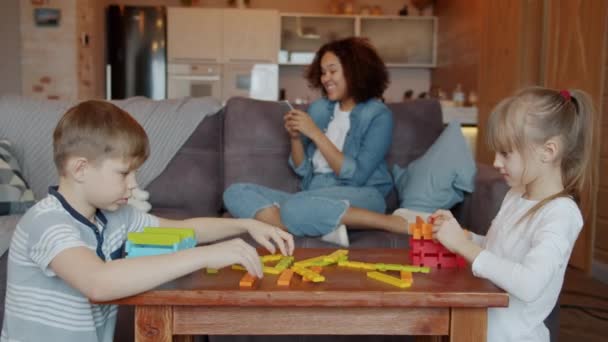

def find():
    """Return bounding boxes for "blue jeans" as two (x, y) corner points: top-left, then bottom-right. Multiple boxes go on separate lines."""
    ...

(223, 183), (386, 236)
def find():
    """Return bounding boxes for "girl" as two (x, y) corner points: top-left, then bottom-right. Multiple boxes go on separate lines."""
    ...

(223, 37), (407, 247)
(431, 87), (596, 341)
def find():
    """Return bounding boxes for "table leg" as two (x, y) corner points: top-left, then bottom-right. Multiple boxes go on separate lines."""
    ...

(449, 308), (487, 342)
(135, 305), (173, 342)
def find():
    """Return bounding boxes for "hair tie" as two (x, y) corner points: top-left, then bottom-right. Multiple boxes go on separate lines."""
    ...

(559, 90), (571, 101)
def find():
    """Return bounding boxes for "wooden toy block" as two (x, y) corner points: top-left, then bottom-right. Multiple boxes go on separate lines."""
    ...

(263, 266), (281, 275)
(367, 271), (411, 288)
(232, 264), (246, 271)
(277, 269), (294, 286)
(400, 271), (413, 284)
(206, 268), (218, 274)
(261, 254), (283, 263)
(337, 260), (377, 270)
(303, 266), (323, 283)
(273, 256), (295, 272)
(239, 273), (257, 288)
(291, 266), (325, 283)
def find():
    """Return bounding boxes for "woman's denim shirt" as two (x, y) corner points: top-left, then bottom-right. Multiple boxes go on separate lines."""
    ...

(288, 97), (394, 197)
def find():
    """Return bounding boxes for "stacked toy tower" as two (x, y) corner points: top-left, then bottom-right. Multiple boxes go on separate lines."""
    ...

(408, 216), (466, 268)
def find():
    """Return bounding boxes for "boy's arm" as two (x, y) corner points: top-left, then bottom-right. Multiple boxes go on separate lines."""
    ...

(50, 238), (262, 302)
(157, 217), (294, 256)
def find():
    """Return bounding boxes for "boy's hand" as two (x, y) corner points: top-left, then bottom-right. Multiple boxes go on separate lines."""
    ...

(199, 238), (263, 278)
(244, 219), (294, 256)
(433, 217), (468, 254)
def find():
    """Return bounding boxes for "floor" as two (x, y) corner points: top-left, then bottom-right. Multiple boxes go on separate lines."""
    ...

(559, 267), (608, 341)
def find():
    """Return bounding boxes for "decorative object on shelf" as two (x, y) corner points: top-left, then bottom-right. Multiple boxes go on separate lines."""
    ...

(329, 0), (341, 14)
(370, 5), (383, 16)
(452, 83), (465, 107)
(180, 0), (200, 6)
(360, 6), (371, 15)
(295, 16), (320, 39)
(468, 90), (478, 107)
(34, 8), (60, 27)
(228, 0), (249, 8)
(399, 4), (409, 16)
(343, 0), (355, 15)
(411, 0), (434, 15)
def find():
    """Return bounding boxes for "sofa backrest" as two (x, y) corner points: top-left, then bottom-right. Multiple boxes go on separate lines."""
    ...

(147, 111), (223, 218)
(220, 97), (445, 211)
(222, 97), (300, 194)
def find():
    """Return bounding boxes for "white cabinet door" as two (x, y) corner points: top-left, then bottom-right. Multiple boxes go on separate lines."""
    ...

(222, 9), (280, 64)
(167, 7), (223, 62)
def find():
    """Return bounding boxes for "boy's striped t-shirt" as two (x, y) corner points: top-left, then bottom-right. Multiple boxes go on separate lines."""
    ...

(1, 187), (158, 342)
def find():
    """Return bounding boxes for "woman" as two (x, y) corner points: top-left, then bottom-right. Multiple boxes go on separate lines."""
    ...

(223, 37), (406, 246)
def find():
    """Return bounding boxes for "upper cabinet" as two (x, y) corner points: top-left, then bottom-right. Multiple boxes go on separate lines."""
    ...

(168, 8), (280, 64)
(280, 14), (436, 67)
(223, 9), (280, 63)
(167, 8), (223, 62)
(360, 16), (436, 67)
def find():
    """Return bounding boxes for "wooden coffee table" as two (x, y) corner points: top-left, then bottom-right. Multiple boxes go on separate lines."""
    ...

(102, 248), (508, 341)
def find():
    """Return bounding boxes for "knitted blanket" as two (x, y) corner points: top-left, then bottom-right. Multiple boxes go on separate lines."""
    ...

(0, 95), (221, 200)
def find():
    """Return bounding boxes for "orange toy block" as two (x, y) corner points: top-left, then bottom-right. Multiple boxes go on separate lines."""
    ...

(277, 269), (294, 287)
(409, 216), (433, 240)
(302, 266), (323, 283)
(239, 273), (257, 288)
(400, 270), (413, 285)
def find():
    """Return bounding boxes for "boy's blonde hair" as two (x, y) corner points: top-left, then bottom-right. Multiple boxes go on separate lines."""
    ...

(53, 100), (149, 176)
(487, 87), (597, 220)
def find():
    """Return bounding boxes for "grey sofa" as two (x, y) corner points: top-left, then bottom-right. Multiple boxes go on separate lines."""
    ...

(1, 96), (517, 341)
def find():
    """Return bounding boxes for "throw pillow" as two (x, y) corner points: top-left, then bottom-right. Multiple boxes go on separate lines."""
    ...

(0, 140), (35, 215)
(392, 121), (476, 213)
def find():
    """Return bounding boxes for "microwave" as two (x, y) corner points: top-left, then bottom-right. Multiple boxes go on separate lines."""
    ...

(167, 60), (278, 102)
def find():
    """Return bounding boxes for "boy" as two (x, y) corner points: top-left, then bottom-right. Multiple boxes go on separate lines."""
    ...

(1, 100), (294, 342)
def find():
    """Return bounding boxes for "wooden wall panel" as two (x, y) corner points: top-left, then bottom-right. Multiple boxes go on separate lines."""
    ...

(543, 0), (608, 270)
(431, 0), (481, 99)
(476, 0), (544, 164)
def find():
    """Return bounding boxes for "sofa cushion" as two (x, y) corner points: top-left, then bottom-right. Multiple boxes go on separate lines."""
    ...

(392, 121), (476, 213)
(0, 140), (35, 216)
(385, 100), (444, 212)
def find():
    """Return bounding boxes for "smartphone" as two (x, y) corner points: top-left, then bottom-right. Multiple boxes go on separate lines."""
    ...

(279, 100), (294, 113)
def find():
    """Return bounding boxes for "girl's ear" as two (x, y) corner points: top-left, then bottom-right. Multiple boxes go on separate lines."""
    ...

(542, 138), (560, 163)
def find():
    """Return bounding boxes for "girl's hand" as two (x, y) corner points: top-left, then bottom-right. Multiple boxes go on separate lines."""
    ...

(285, 110), (322, 140)
(283, 111), (300, 139)
(244, 219), (295, 256)
(429, 209), (455, 227)
(433, 217), (468, 254)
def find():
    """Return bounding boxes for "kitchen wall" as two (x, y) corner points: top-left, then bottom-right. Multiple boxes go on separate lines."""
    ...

(13, 0), (433, 101)
(0, 0), (22, 96)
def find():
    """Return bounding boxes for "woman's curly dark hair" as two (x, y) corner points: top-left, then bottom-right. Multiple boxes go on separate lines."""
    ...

(305, 37), (389, 103)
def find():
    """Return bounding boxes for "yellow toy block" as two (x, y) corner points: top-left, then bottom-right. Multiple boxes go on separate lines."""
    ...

(239, 273), (257, 288)
(127, 232), (181, 246)
(338, 260), (376, 270)
(292, 266), (325, 283)
(263, 266), (281, 275)
(293, 255), (327, 268)
(261, 254), (283, 263)
(323, 249), (349, 263)
(273, 256), (295, 272)
(143, 227), (195, 240)
(367, 271), (411, 288)
(206, 268), (218, 274)
(232, 264), (246, 271)
(303, 266), (323, 283)
(277, 269), (294, 286)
